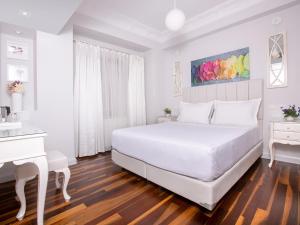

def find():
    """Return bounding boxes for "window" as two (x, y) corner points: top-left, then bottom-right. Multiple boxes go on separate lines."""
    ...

(268, 32), (287, 88)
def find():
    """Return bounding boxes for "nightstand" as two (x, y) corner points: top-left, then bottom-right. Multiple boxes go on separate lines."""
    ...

(269, 119), (300, 167)
(157, 116), (177, 123)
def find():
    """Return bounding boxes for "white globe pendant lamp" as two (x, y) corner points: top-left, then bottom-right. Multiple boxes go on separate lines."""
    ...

(165, 0), (186, 31)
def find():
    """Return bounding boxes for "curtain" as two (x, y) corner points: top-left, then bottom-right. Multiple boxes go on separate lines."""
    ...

(128, 55), (146, 126)
(100, 49), (129, 150)
(74, 40), (146, 157)
(74, 42), (105, 157)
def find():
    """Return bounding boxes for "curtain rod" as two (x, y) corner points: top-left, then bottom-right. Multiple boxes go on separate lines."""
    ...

(73, 39), (138, 56)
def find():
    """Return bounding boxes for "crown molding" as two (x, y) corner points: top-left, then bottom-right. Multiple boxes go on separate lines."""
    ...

(72, 0), (300, 51)
(162, 0), (300, 48)
(70, 13), (160, 50)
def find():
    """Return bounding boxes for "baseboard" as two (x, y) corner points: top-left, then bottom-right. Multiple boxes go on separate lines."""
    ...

(68, 158), (78, 166)
(262, 152), (300, 165)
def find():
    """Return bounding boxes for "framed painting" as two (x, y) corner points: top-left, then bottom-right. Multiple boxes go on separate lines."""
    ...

(191, 47), (250, 86)
(7, 41), (29, 60)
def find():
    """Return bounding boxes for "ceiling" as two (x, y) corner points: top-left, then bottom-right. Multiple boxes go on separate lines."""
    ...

(75, 0), (300, 48)
(0, 22), (36, 39)
(77, 0), (225, 32)
(0, 0), (299, 50)
(0, 0), (83, 34)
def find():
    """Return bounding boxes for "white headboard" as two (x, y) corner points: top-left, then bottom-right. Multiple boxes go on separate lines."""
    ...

(183, 79), (264, 138)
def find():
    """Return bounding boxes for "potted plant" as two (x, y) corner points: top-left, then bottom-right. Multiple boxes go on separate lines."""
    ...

(164, 108), (172, 117)
(8, 81), (24, 113)
(281, 105), (300, 121)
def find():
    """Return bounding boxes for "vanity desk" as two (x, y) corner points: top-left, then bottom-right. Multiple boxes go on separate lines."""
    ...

(0, 128), (48, 225)
(269, 119), (300, 168)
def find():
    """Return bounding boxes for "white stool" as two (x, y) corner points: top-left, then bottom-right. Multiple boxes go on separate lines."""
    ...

(15, 151), (71, 220)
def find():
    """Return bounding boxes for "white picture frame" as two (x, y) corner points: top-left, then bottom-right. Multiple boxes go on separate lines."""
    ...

(267, 32), (288, 88)
(7, 41), (29, 60)
(7, 64), (29, 82)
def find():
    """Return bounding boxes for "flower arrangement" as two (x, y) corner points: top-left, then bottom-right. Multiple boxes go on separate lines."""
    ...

(7, 81), (24, 94)
(164, 108), (172, 116)
(281, 105), (300, 121)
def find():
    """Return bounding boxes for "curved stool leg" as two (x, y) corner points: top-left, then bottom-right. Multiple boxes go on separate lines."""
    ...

(55, 172), (61, 189)
(56, 168), (71, 202)
(15, 178), (26, 220)
(15, 176), (36, 220)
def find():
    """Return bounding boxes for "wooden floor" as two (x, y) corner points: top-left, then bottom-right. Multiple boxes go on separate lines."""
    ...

(0, 153), (299, 225)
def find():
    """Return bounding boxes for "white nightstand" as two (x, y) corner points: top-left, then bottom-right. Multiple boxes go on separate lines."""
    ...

(269, 119), (300, 168)
(157, 116), (177, 123)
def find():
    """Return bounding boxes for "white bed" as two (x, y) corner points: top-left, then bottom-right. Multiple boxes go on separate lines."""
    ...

(112, 79), (263, 210)
(112, 122), (260, 181)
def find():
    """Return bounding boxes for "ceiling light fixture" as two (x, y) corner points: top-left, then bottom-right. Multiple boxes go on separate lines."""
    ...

(15, 30), (22, 35)
(19, 10), (31, 17)
(165, 0), (186, 31)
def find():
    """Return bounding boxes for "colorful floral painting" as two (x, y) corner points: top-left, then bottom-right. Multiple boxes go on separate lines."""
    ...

(191, 47), (250, 86)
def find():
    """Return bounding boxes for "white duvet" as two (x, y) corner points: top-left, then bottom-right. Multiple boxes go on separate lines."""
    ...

(112, 122), (261, 181)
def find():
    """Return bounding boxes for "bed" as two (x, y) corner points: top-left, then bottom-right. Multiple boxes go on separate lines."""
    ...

(112, 79), (263, 210)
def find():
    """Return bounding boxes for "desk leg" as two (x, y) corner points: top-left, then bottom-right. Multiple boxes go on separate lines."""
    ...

(33, 156), (48, 225)
(269, 140), (274, 168)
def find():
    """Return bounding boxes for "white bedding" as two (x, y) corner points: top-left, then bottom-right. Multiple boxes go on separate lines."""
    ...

(112, 122), (261, 181)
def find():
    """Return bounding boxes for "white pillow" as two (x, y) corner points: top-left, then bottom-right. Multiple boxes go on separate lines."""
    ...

(211, 98), (261, 126)
(177, 101), (213, 124)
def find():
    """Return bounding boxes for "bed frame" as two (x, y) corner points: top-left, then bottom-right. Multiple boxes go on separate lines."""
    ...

(112, 79), (264, 210)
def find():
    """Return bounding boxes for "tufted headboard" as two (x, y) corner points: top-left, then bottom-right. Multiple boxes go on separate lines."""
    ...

(183, 79), (264, 139)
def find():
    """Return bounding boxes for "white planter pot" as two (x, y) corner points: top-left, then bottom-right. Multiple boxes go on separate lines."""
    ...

(165, 113), (171, 117)
(285, 116), (296, 121)
(11, 93), (23, 112)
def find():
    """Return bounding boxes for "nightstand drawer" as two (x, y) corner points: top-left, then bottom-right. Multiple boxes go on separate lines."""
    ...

(274, 131), (300, 141)
(274, 123), (300, 132)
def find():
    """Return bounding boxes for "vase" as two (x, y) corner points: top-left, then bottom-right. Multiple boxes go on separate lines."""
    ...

(285, 116), (297, 122)
(11, 92), (23, 112)
(165, 113), (171, 117)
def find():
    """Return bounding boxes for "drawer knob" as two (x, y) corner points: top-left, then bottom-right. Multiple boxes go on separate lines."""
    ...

(287, 127), (290, 130)
(287, 136), (290, 138)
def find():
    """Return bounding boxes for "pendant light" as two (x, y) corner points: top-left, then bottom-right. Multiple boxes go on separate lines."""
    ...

(165, 0), (186, 31)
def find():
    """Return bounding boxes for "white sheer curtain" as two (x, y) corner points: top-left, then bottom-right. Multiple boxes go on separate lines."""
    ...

(100, 49), (129, 150)
(74, 40), (146, 157)
(128, 55), (146, 126)
(74, 42), (105, 157)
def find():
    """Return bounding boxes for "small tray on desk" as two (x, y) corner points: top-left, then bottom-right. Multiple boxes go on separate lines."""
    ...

(0, 122), (22, 130)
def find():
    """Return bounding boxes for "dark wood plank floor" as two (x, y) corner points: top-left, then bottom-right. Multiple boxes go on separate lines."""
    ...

(0, 153), (298, 225)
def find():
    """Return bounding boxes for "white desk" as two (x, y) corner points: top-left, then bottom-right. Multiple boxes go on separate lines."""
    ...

(269, 119), (300, 168)
(0, 128), (48, 225)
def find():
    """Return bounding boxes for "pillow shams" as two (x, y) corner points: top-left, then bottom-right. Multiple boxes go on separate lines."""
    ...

(211, 98), (261, 126)
(177, 101), (213, 124)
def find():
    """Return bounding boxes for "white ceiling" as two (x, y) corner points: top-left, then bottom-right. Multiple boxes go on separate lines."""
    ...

(0, 0), (83, 34)
(77, 0), (225, 32)
(0, 0), (298, 50)
(76, 0), (300, 47)
(0, 22), (36, 39)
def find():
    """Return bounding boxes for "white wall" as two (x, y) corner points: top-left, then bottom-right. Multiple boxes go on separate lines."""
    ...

(31, 25), (76, 163)
(144, 49), (167, 123)
(0, 25), (76, 182)
(0, 34), (35, 112)
(146, 5), (300, 163)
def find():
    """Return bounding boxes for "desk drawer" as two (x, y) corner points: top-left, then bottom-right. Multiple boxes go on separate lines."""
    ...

(274, 131), (300, 142)
(0, 137), (45, 163)
(274, 123), (300, 132)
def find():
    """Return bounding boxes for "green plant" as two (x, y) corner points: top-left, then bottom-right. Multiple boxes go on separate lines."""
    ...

(164, 108), (172, 115)
(281, 105), (300, 118)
